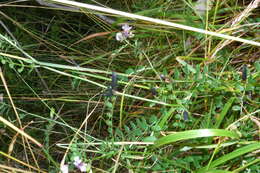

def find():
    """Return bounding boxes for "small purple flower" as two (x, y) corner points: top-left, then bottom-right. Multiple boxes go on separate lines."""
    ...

(122, 24), (132, 32)
(116, 24), (134, 42)
(122, 24), (133, 37)
(73, 156), (87, 172)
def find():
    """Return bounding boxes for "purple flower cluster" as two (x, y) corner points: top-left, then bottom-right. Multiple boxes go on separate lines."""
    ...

(116, 24), (135, 41)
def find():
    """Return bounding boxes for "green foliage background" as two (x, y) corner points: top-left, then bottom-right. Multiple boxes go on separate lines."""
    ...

(0, 0), (259, 172)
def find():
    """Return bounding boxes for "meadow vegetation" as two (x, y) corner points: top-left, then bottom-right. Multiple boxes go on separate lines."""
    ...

(0, 0), (259, 172)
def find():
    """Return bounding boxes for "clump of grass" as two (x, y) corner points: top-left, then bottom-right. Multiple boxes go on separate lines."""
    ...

(0, 0), (259, 172)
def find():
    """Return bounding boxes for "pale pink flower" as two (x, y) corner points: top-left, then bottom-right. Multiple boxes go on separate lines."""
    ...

(60, 164), (69, 173)
(73, 156), (87, 172)
(116, 24), (134, 41)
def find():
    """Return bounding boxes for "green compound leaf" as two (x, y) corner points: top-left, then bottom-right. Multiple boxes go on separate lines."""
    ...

(154, 129), (239, 148)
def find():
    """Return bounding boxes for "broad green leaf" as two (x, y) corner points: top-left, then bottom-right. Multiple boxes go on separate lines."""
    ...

(154, 129), (239, 148)
(143, 136), (157, 142)
(180, 141), (238, 150)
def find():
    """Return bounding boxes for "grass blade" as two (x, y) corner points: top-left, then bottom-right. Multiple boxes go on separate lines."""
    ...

(197, 142), (260, 172)
(0, 116), (42, 147)
(154, 129), (239, 148)
(215, 97), (235, 128)
(233, 158), (260, 173)
(50, 0), (260, 46)
(208, 142), (260, 169)
(199, 170), (233, 173)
